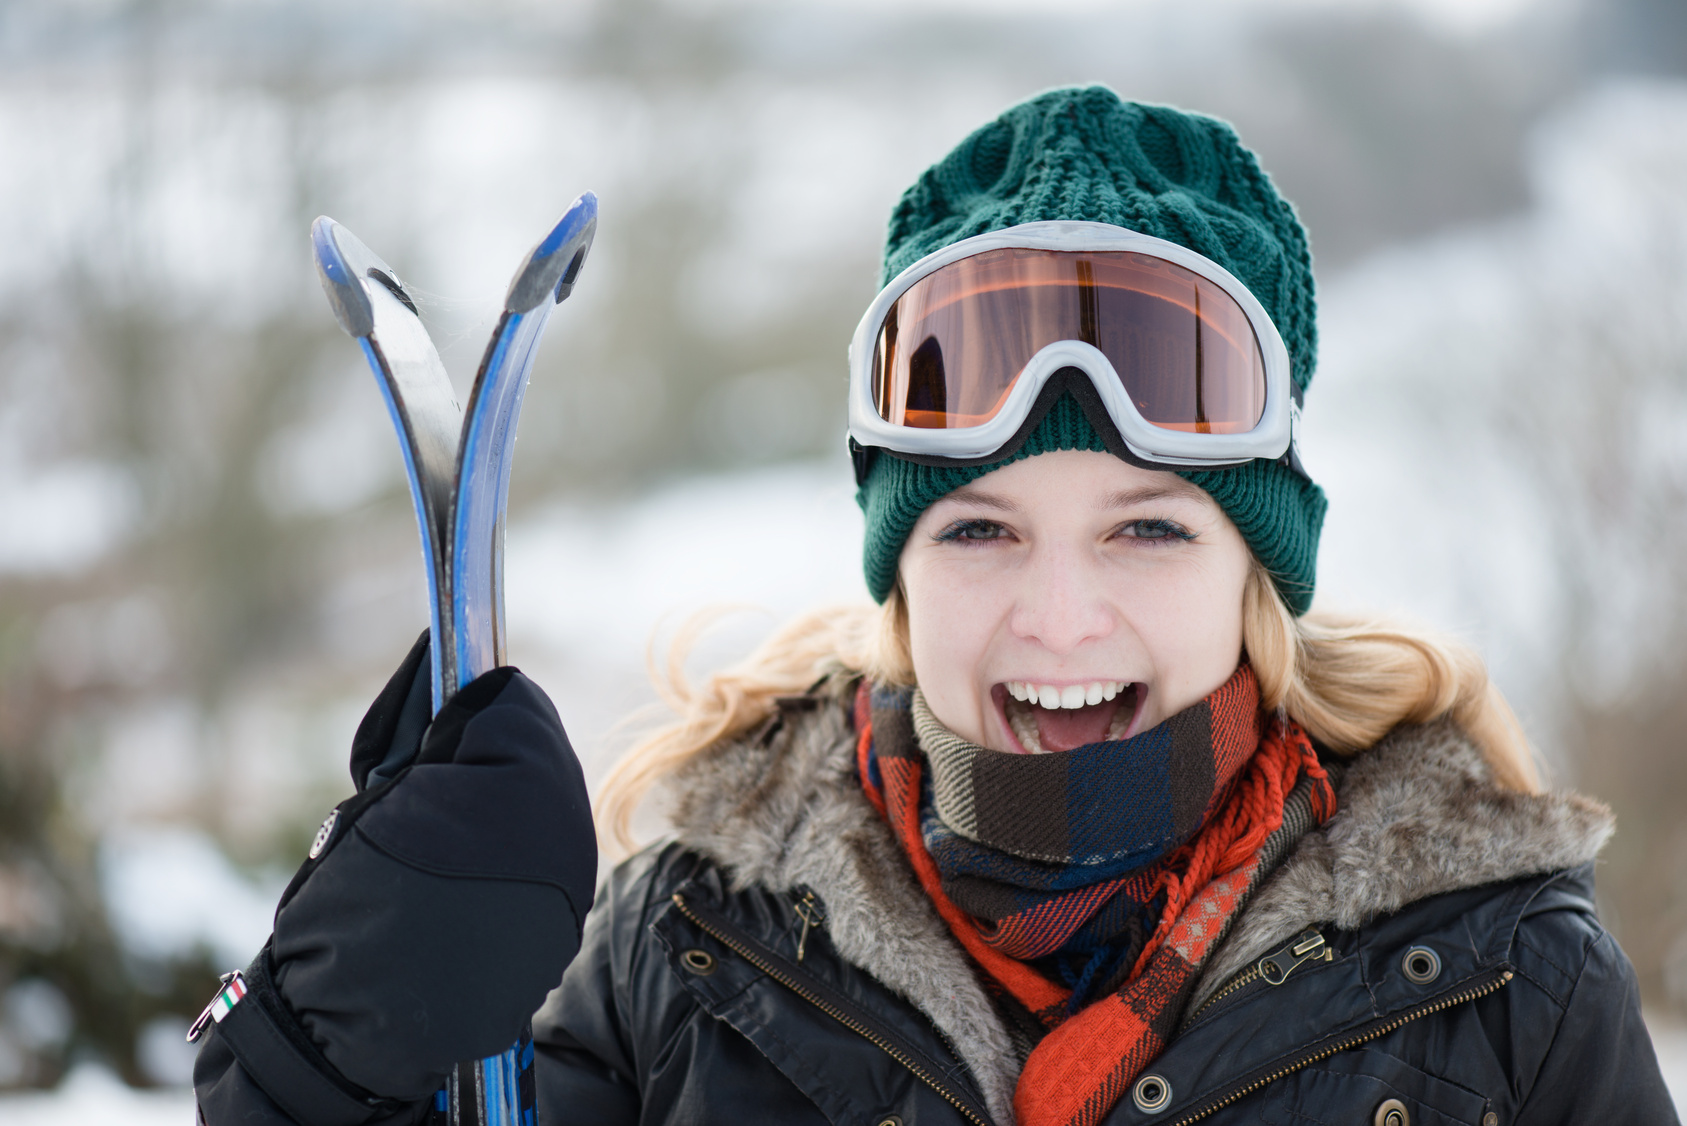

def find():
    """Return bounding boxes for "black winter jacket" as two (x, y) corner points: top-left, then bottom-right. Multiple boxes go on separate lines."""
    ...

(200, 683), (1681, 1125)
(533, 691), (1679, 1125)
(538, 847), (1669, 1125)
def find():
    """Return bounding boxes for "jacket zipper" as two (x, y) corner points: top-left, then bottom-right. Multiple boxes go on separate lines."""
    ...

(793, 889), (824, 962)
(1167, 967), (1515, 1125)
(1184, 929), (1332, 1029)
(675, 892), (1510, 1124)
(671, 891), (993, 1126)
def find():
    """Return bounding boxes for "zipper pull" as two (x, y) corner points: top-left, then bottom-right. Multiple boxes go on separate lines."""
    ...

(1257, 929), (1330, 986)
(793, 889), (825, 962)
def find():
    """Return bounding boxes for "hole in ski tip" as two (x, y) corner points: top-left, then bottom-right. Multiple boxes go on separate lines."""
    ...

(555, 248), (588, 302)
(366, 268), (419, 316)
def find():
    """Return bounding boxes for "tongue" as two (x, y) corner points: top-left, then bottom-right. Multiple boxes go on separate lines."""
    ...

(1035, 699), (1122, 753)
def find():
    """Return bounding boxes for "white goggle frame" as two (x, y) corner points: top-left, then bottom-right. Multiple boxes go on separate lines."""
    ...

(846, 221), (1299, 469)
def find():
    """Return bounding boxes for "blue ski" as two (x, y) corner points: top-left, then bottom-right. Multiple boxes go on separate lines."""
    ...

(311, 193), (598, 1126)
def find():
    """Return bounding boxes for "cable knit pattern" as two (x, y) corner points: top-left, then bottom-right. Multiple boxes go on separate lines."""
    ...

(858, 86), (1326, 613)
(879, 87), (1316, 389)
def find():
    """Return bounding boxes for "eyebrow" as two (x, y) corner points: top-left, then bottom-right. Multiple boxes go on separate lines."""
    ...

(937, 486), (1019, 512)
(937, 482), (1206, 512)
(1103, 484), (1206, 508)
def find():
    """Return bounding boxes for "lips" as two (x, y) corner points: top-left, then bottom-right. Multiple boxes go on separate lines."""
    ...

(993, 682), (1143, 754)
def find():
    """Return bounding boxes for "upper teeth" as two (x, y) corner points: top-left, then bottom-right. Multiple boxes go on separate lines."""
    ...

(1006, 681), (1128, 709)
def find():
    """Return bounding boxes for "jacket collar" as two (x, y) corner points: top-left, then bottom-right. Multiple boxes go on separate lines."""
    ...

(662, 684), (1613, 1125)
(1189, 718), (1612, 1007)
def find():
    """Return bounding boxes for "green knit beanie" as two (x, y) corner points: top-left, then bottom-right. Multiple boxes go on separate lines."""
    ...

(857, 86), (1327, 615)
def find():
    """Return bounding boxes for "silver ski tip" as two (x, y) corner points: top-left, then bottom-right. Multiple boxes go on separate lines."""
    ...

(504, 191), (599, 314)
(311, 216), (418, 338)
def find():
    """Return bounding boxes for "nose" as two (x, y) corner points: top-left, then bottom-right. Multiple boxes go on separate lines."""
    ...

(1007, 543), (1115, 656)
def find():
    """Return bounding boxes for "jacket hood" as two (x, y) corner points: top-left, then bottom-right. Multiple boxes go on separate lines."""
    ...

(659, 683), (1613, 1125)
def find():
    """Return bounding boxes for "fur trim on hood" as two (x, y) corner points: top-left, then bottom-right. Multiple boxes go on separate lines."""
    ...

(660, 689), (1613, 1126)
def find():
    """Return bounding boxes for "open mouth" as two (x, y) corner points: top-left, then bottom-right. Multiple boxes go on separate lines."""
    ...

(993, 680), (1144, 754)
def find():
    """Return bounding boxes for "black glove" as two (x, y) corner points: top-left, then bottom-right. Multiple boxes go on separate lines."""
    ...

(194, 632), (597, 1124)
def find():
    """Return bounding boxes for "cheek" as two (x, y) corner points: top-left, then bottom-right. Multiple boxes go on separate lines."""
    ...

(905, 576), (990, 692)
(900, 557), (1008, 738)
(1124, 551), (1249, 701)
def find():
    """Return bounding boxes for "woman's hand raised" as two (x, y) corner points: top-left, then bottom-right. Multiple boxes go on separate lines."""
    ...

(193, 632), (597, 1125)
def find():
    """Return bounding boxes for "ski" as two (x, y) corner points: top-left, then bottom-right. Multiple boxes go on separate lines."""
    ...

(311, 192), (598, 1126)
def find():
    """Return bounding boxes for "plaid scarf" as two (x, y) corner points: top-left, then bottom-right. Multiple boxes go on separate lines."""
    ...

(857, 665), (1335, 1126)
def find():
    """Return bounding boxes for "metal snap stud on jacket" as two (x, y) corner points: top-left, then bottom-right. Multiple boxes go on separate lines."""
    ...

(1132, 1073), (1172, 1113)
(874, 1116), (902, 1126)
(1374, 1097), (1409, 1126)
(307, 809), (338, 860)
(1401, 945), (1441, 985)
(680, 949), (717, 975)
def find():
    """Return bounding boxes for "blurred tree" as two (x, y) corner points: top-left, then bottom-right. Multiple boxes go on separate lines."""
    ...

(1238, 9), (1558, 266)
(0, 4), (421, 1078)
(1578, 673), (1687, 1013)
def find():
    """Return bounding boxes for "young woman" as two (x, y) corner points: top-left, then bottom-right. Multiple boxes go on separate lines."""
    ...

(195, 87), (1678, 1125)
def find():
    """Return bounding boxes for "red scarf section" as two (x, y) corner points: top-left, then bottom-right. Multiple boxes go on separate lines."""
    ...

(858, 683), (1335, 1126)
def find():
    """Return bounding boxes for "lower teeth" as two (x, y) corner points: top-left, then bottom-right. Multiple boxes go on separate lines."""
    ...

(1008, 703), (1043, 753)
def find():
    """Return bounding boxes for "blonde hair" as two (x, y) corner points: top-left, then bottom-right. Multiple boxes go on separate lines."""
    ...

(597, 561), (1540, 854)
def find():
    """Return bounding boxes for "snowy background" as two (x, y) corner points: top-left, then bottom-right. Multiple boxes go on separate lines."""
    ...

(1, 0), (1686, 1116)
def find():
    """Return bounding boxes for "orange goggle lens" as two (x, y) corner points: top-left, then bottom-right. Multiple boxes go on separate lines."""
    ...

(870, 247), (1266, 434)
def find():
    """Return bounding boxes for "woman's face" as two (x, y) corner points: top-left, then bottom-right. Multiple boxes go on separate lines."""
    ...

(899, 450), (1252, 755)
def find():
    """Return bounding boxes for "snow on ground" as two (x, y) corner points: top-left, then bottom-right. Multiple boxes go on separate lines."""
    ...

(0, 1064), (195, 1124)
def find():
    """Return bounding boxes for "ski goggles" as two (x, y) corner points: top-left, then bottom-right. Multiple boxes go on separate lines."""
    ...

(847, 221), (1301, 478)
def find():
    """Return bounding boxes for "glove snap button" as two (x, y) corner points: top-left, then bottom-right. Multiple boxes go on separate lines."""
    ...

(308, 809), (339, 860)
(1400, 945), (1441, 985)
(1374, 1098), (1409, 1126)
(680, 948), (717, 975)
(1131, 1073), (1171, 1113)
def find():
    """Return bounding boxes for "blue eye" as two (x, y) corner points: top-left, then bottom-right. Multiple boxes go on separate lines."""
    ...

(935, 519), (1007, 543)
(1121, 519), (1195, 542)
